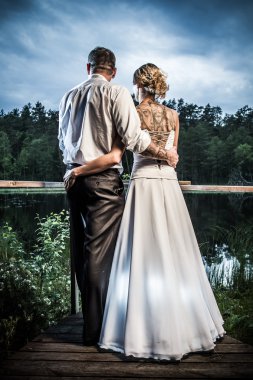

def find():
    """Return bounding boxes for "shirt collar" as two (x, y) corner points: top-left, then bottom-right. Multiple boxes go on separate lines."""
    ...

(90, 73), (109, 82)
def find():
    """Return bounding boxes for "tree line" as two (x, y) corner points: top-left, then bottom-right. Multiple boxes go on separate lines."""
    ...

(0, 99), (252, 184)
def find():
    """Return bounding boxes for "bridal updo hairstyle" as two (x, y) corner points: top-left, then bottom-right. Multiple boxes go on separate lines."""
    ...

(133, 63), (168, 99)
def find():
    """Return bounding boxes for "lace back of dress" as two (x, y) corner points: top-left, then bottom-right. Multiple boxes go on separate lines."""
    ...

(137, 103), (176, 150)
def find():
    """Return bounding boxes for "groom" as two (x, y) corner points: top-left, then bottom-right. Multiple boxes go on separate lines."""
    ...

(58, 46), (178, 345)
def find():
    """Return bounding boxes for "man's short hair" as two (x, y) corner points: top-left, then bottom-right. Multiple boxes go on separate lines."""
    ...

(88, 47), (116, 73)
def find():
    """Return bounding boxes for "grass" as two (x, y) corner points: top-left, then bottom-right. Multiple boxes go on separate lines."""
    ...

(214, 286), (253, 345)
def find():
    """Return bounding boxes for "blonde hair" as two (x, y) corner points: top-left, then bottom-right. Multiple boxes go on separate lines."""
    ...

(133, 63), (168, 99)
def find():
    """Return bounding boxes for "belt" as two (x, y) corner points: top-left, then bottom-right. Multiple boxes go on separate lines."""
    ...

(66, 163), (119, 173)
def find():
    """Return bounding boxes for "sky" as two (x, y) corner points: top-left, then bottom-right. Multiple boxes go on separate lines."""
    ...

(0, 0), (252, 115)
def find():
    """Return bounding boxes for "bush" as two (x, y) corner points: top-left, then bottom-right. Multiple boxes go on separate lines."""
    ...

(214, 286), (253, 345)
(0, 210), (70, 360)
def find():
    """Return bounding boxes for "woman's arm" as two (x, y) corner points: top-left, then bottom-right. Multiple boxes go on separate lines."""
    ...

(64, 136), (125, 191)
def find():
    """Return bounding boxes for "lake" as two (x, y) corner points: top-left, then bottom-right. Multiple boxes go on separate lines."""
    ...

(0, 189), (252, 286)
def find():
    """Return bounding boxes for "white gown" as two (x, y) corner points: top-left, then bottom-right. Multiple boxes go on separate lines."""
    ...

(98, 130), (225, 361)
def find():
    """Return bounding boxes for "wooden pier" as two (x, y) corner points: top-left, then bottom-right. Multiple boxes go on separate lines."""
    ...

(1, 182), (253, 378)
(1, 312), (253, 379)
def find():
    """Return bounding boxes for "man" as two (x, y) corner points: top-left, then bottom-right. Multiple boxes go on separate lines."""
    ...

(58, 47), (178, 345)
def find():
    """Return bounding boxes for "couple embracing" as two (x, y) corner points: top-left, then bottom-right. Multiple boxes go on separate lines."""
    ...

(58, 46), (225, 362)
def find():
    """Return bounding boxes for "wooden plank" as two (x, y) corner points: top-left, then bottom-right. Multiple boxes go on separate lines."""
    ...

(180, 184), (253, 193)
(0, 180), (191, 188)
(0, 378), (216, 380)
(40, 327), (246, 347)
(0, 180), (64, 188)
(18, 341), (253, 354)
(44, 325), (83, 334)
(6, 351), (253, 363)
(56, 319), (83, 325)
(31, 332), (243, 345)
(56, 319), (83, 326)
(58, 312), (83, 322)
(0, 360), (252, 378)
(19, 342), (96, 353)
(197, 335), (243, 344)
(32, 334), (83, 343)
(215, 343), (253, 353)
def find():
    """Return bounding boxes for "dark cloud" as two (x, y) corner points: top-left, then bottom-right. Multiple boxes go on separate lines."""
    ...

(0, 0), (35, 22)
(155, 0), (253, 53)
(0, 0), (252, 114)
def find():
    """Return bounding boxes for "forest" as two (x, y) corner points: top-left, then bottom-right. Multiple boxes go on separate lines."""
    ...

(0, 99), (252, 184)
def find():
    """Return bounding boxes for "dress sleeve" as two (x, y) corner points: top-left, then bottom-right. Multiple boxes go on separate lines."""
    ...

(111, 87), (151, 153)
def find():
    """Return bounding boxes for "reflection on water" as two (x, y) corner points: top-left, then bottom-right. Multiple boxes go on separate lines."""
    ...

(204, 243), (252, 288)
(0, 191), (68, 250)
(0, 190), (252, 286)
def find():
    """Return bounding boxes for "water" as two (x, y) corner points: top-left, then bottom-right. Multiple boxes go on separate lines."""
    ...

(0, 191), (68, 250)
(0, 189), (252, 285)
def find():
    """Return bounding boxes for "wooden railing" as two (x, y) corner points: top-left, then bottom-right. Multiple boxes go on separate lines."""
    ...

(0, 180), (64, 188)
(1, 180), (253, 314)
(1, 180), (253, 192)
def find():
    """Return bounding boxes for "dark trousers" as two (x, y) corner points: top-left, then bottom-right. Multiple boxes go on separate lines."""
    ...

(67, 169), (125, 343)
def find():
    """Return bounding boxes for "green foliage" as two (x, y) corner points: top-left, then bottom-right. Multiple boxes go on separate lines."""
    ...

(0, 102), (64, 181)
(0, 100), (252, 183)
(0, 210), (70, 360)
(0, 131), (13, 179)
(214, 286), (253, 345)
(234, 143), (253, 178)
(121, 173), (131, 180)
(200, 223), (253, 344)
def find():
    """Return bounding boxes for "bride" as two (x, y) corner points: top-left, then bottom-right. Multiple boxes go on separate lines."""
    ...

(65, 63), (225, 361)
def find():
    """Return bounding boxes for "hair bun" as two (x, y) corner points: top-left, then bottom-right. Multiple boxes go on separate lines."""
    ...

(133, 63), (168, 99)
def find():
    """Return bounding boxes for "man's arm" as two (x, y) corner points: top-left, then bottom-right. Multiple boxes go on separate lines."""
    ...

(112, 87), (151, 153)
(63, 136), (125, 191)
(141, 142), (178, 168)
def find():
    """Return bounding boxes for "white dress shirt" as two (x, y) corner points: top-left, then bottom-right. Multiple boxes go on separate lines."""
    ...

(58, 74), (151, 172)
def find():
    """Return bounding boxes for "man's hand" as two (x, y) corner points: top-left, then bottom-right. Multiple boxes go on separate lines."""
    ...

(63, 169), (77, 191)
(166, 147), (179, 168)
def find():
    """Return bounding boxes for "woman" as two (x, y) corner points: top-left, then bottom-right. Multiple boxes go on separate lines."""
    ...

(65, 63), (225, 361)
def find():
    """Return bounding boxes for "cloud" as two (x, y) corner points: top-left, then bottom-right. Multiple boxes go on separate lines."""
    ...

(0, 0), (252, 115)
(0, 0), (35, 21)
(119, 46), (252, 114)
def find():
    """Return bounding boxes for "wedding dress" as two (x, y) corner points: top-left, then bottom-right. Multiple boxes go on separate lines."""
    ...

(98, 103), (225, 361)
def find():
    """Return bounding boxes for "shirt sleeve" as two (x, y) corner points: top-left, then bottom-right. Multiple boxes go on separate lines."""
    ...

(111, 87), (151, 153)
(58, 92), (72, 153)
(58, 97), (65, 153)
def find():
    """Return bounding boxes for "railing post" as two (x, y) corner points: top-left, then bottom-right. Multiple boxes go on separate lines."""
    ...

(70, 213), (80, 314)
(70, 270), (80, 315)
